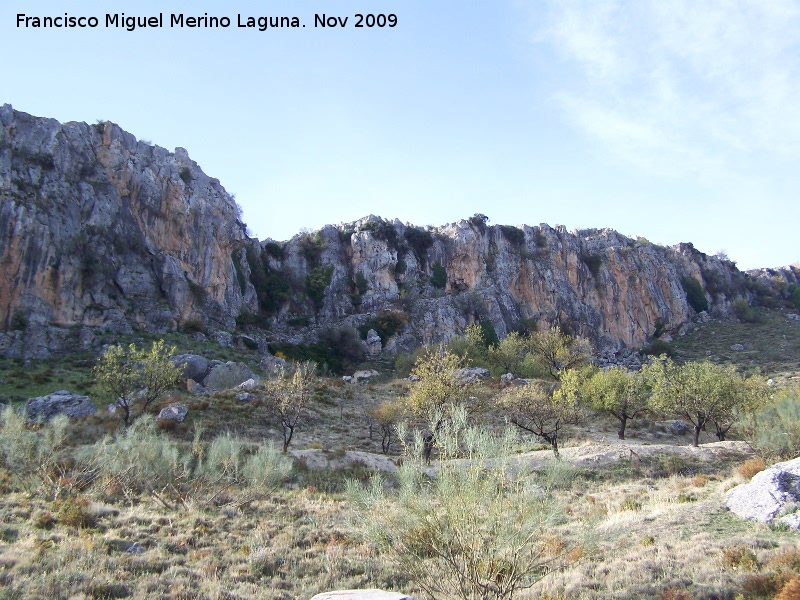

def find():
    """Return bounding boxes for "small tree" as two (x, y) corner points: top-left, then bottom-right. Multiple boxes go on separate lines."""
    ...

(348, 406), (568, 600)
(645, 358), (765, 447)
(579, 366), (650, 440)
(406, 346), (474, 461)
(93, 340), (182, 427)
(447, 323), (489, 367)
(487, 331), (529, 375)
(500, 381), (580, 457)
(262, 362), (316, 452)
(369, 398), (404, 454)
(527, 325), (591, 380)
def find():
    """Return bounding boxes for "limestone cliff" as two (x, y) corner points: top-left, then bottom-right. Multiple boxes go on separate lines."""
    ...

(1, 106), (797, 359)
(0, 105), (256, 357)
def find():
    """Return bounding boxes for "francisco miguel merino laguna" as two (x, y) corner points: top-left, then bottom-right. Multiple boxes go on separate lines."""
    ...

(17, 13), (308, 31)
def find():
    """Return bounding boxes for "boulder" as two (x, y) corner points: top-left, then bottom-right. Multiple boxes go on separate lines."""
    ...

(342, 376), (353, 383)
(186, 379), (208, 395)
(170, 353), (209, 381)
(212, 331), (233, 347)
(726, 457), (800, 529)
(157, 403), (188, 424)
(452, 367), (490, 384)
(365, 329), (382, 357)
(500, 373), (515, 386)
(202, 361), (255, 390)
(731, 344), (745, 352)
(260, 353), (287, 373)
(235, 392), (257, 403)
(353, 369), (380, 383)
(310, 590), (415, 600)
(234, 378), (257, 390)
(25, 390), (96, 421)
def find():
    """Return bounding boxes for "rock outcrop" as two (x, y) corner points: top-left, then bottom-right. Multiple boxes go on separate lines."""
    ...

(25, 390), (96, 421)
(0, 104), (256, 358)
(726, 457), (800, 529)
(2, 106), (798, 359)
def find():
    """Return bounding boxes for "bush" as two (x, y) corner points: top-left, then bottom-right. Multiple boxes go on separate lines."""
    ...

(499, 225), (526, 248)
(742, 388), (800, 459)
(348, 407), (567, 600)
(0, 407), (68, 492)
(361, 220), (399, 247)
(731, 297), (759, 322)
(681, 276), (709, 313)
(404, 227), (434, 266)
(430, 261), (447, 289)
(643, 339), (675, 358)
(307, 264), (334, 309)
(359, 310), (407, 341)
(298, 231), (326, 267)
(245, 245), (290, 316)
(581, 252), (603, 279)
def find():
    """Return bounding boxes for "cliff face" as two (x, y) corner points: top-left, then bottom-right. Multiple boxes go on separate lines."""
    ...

(0, 105), (256, 357)
(261, 216), (797, 354)
(1, 107), (797, 359)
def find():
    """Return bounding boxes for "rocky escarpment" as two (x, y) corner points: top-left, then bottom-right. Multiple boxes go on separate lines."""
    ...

(0, 105), (257, 357)
(251, 215), (799, 355)
(1, 106), (798, 359)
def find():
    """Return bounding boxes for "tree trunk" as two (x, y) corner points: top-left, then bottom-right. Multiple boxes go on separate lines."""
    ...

(692, 425), (701, 447)
(618, 415), (628, 440)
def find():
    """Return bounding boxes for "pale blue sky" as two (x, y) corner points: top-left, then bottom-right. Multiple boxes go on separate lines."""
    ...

(3, 0), (799, 270)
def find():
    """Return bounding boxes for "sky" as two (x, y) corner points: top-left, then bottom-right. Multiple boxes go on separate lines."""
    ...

(2, 0), (799, 270)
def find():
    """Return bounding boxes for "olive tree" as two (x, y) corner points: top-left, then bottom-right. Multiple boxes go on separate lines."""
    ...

(499, 381), (580, 457)
(527, 325), (592, 380)
(93, 340), (182, 427)
(578, 366), (649, 440)
(645, 358), (767, 447)
(348, 406), (569, 600)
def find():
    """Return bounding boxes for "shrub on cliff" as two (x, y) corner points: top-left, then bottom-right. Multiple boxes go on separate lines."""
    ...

(681, 276), (709, 313)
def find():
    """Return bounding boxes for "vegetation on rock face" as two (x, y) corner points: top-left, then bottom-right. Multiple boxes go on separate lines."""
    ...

(430, 260), (447, 289)
(92, 340), (181, 427)
(307, 264), (334, 310)
(681, 275), (709, 313)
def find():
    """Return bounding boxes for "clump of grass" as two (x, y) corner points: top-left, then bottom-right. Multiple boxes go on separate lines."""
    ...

(738, 457), (766, 479)
(56, 496), (95, 529)
(776, 576), (800, 600)
(720, 545), (759, 571)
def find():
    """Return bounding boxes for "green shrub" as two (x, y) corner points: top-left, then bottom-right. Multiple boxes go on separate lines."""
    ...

(298, 231), (326, 267)
(359, 310), (407, 341)
(348, 407), (567, 600)
(355, 272), (368, 296)
(731, 298), (758, 323)
(231, 252), (247, 294)
(643, 339), (675, 358)
(270, 326), (364, 374)
(245, 245), (290, 316)
(0, 407), (68, 492)
(742, 388), (800, 459)
(264, 241), (284, 260)
(307, 264), (334, 309)
(789, 285), (800, 310)
(581, 252), (603, 279)
(479, 320), (500, 347)
(430, 261), (447, 289)
(499, 225), (526, 248)
(681, 276), (709, 313)
(404, 227), (434, 266)
(361, 221), (399, 247)
(395, 259), (407, 275)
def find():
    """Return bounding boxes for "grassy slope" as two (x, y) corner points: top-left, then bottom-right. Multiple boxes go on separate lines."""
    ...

(0, 310), (799, 598)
